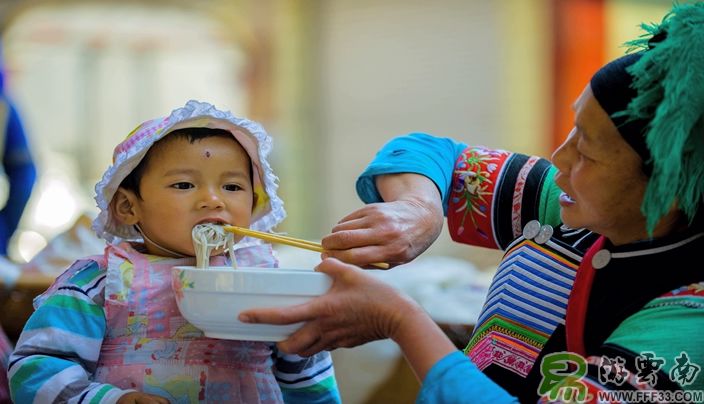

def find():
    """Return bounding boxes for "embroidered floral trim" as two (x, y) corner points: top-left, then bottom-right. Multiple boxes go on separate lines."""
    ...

(451, 147), (505, 237)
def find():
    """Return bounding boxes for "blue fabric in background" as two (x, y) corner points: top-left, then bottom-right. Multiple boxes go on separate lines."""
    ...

(0, 40), (37, 256)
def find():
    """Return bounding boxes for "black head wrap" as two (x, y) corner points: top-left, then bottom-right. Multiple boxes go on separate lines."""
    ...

(589, 52), (650, 165)
(587, 3), (704, 234)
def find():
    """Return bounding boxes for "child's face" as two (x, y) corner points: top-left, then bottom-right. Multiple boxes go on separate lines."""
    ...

(119, 135), (255, 257)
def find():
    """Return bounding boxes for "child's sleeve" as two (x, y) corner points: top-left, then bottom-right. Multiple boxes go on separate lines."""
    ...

(7, 260), (135, 404)
(272, 348), (341, 404)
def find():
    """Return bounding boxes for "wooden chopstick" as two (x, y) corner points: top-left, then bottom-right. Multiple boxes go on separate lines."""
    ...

(224, 226), (325, 253)
(250, 232), (323, 249)
(223, 226), (390, 269)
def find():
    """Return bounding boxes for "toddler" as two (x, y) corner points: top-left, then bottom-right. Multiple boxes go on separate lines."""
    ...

(8, 100), (340, 404)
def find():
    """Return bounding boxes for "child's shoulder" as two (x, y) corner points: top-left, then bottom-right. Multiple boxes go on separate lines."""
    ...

(33, 256), (108, 309)
(63, 257), (108, 287)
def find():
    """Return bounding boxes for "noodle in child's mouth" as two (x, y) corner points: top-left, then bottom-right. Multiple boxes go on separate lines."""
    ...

(192, 224), (237, 269)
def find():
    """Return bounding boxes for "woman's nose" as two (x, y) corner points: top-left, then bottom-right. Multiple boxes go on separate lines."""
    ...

(551, 127), (577, 174)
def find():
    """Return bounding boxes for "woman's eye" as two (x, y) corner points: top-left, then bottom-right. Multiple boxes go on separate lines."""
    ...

(224, 184), (242, 192)
(173, 182), (193, 190)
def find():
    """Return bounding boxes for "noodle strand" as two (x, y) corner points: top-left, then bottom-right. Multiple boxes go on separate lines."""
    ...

(192, 224), (237, 269)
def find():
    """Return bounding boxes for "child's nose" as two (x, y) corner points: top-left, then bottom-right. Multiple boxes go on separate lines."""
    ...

(198, 187), (224, 209)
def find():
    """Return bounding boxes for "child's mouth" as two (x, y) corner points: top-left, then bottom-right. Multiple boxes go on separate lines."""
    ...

(197, 221), (229, 226)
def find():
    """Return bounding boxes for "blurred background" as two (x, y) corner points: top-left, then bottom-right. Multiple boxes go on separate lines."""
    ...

(0, 0), (675, 402)
(0, 0), (672, 266)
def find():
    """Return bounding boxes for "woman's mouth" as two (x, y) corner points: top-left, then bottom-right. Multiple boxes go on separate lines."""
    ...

(559, 192), (576, 206)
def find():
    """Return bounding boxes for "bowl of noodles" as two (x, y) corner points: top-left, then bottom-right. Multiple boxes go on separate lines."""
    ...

(172, 265), (332, 341)
(171, 224), (332, 341)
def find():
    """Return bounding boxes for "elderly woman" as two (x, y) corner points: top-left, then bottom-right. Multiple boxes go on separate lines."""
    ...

(241, 3), (704, 403)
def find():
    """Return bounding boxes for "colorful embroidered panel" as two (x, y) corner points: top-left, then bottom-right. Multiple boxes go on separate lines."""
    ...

(465, 234), (582, 377)
(448, 146), (556, 250)
(448, 147), (511, 249)
(645, 282), (704, 309)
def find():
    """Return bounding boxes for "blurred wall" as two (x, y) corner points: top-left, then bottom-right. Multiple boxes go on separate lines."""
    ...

(0, 0), (285, 260)
(308, 0), (551, 265)
(0, 0), (553, 267)
(0, 1), (679, 403)
(0, 0), (674, 267)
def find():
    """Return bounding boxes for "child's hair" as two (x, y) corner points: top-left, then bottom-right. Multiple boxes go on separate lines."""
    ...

(118, 127), (253, 200)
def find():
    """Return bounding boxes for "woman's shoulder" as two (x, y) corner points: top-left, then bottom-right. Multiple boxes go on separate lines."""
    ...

(609, 281), (704, 337)
(644, 282), (704, 310)
(605, 282), (704, 389)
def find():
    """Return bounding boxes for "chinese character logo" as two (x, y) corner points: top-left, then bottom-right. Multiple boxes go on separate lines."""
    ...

(538, 350), (702, 403)
(635, 351), (665, 386)
(599, 355), (630, 386)
(670, 352), (701, 387)
(539, 352), (588, 402)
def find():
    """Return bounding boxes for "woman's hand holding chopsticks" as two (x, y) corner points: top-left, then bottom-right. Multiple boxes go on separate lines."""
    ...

(222, 226), (389, 269)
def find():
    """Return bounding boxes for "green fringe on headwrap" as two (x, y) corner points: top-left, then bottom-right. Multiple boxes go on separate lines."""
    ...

(614, 1), (704, 234)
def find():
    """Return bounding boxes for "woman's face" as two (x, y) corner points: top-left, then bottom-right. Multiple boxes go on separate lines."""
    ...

(123, 135), (255, 257)
(551, 84), (651, 246)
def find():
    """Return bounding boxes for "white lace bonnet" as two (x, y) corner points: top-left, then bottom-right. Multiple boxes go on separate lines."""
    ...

(91, 100), (286, 244)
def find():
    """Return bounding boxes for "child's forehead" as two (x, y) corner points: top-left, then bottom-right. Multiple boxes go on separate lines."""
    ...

(148, 130), (249, 158)
(115, 117), (256, 164)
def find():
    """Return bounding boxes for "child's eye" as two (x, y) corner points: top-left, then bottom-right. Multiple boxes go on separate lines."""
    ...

(224, 184), (242, 192)
(172, 182), (194, 190)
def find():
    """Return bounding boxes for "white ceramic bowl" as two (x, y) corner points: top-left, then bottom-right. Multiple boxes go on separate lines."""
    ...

(172, 266), (332, 341)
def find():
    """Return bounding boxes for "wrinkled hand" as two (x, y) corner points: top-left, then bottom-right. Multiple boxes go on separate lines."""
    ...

(238, 258), (426, 357)
(321, 199), (443, 268)
(321, 173), (444, 268)
(117, 392), (171, 404)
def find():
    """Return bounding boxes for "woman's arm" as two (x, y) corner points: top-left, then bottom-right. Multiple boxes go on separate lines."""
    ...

(355, 133), (467, 209)
(240, 258), (454, 374)
(240, 258), (519, 403)
(323, 133), (563, 265)
(320, 133), (463, 267)
(388, 288), (459, 382)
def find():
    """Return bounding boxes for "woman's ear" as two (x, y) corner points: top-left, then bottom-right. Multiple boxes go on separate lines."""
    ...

(112, 187), (140, 225)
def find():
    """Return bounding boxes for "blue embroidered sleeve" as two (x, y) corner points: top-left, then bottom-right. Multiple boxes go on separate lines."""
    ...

(417, 351), (519, 404)
(356, 133), (467, 215)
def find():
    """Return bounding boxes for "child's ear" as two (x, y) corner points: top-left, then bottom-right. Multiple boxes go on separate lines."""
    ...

(112, 187), (140, 225)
